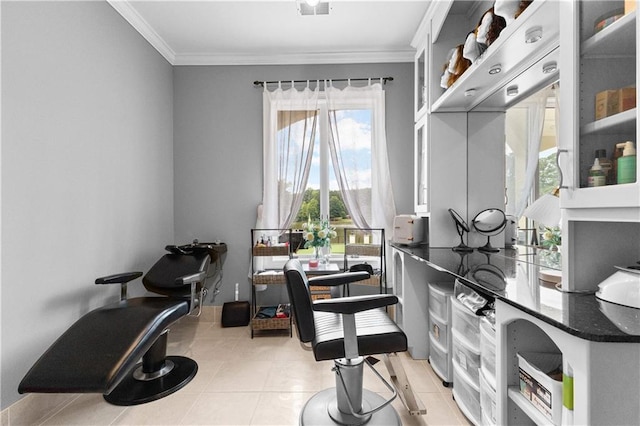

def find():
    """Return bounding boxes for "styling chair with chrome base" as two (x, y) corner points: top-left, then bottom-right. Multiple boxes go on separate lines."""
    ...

(19, 248), (210, 406)
(284, 259), (425, 425)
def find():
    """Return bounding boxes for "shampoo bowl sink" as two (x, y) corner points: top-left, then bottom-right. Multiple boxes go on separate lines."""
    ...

(596, 267), (640, 309)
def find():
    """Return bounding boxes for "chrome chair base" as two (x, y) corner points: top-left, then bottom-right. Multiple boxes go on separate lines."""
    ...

(300, 388), (401, 426)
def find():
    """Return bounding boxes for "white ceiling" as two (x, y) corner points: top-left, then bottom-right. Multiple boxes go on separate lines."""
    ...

(108, 0), (431, 65)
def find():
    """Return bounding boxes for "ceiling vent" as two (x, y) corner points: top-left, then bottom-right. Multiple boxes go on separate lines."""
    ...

(297, 2), (331, 16)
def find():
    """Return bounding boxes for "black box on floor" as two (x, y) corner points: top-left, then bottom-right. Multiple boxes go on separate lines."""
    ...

(221, 301), (250, 327)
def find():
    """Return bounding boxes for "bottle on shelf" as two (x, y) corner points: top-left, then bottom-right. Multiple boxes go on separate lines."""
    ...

(617, 141), (637, 184)
(587, 157), (606, 187)
(595, 149), (613, 184)
(612, 143), (625, 184)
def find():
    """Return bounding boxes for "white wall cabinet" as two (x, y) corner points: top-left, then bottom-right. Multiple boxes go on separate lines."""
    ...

(559, 1), (638, 209)
(414, 115), (429, 215)
(415, 43), (429, 120)
(558, 0), (640, 292)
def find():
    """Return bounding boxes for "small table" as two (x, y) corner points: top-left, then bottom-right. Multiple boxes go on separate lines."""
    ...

(303, 262), (340, 274)
(303, 262), (342, 299)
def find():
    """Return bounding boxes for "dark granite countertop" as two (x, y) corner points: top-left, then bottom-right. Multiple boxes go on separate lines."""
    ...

(391, 244), (640, 343)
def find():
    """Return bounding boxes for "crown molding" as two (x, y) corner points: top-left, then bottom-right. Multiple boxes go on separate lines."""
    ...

(109, 1), (414, 66)
(174, 50), (415, 66)
(107, 0), (176, 64)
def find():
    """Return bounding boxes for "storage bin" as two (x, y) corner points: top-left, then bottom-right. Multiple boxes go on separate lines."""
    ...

(452, 329), (481, 386)
(480, 370), (497, 425)
(429, 311), (449, 348)
(429, 332), (452, 384)
(518, 351), (563, 425)
(452, 360), (481, 425)
(480, 317), (496, 389)
(428, 281), (453, 320)
(451, 297), (481, 348)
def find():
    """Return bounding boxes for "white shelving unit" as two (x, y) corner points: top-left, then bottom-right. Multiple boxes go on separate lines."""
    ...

(427, 282), (454, 386)
(406, 1), (640, 423)
(429, 0), (560, 113)
(496, 299), (640, 425)
(451, 297), (483, 424)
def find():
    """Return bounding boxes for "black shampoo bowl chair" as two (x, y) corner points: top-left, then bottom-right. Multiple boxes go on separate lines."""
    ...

(284, 259), (425, 425)
(18, 250), (210, 406)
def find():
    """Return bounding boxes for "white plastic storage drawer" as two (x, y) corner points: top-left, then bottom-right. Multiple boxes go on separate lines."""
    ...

(452, 360), (481, 425)
(480, 317), (496, 389)
(429, 332), (452, 384)
(452, 329), (481, 387)
(451, 297), (481, 348)
(429, 311), (449, 348)
(428, 282), (453, 320)
(480, 370), (497, 425)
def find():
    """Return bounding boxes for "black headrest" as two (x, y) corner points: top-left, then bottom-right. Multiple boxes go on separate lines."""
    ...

(349, 263), (374, 275)
(143, 253), (210, 289)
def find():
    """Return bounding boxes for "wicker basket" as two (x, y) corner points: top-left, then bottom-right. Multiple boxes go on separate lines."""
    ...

(252, 316), (291, 330)
(252, 246), (289, 256)
(253, 272), (286, 285)
(345, 244), (381, 257)
(356, 274), (381, 287)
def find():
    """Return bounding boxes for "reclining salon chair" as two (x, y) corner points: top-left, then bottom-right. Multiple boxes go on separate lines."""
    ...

(284, 259), (425, 425)
(18, 247), (211, 406)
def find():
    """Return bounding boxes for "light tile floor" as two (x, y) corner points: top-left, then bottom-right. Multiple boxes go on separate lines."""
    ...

(16, 315), (471, 425)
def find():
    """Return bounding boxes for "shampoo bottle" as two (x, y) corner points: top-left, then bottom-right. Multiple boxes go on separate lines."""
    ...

(588, 158), (606, 187)
(595, 149), (613, 184)
(617, 141), (637, 184)
(612, 143), (625, 184)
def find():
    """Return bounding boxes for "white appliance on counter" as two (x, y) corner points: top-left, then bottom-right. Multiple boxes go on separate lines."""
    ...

(596, 266), (640, 309)
(392, 215), (425, 246)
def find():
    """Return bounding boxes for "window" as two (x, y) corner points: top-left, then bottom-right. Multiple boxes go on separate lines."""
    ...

(292, 106), (373, 247)
(260, 83), (396, 249)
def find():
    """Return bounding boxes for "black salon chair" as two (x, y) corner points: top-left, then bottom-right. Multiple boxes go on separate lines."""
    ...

(284, 259), (422, 425)
(19, 249), (211, 406)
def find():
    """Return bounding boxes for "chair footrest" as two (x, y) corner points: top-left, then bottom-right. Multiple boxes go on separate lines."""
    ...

(383, 354), (427, 416)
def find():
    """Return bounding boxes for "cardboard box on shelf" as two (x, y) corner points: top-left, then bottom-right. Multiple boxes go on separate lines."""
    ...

(625, 0), (637, 14)
(595, 89), (620, 120)
(595, 86), (637, 120)
(619, 86), (637, 112)
(518, 352), (563, 425)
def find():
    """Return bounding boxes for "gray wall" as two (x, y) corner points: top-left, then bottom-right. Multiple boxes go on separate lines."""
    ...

(173, 63), (415, 304)
(1, 1), (174, 409)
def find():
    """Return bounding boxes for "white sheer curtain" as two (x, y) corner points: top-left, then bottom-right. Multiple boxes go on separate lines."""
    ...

(515, 86), (553, 218)
(325, 82), (397, 236)
(262, 84), (319, 230)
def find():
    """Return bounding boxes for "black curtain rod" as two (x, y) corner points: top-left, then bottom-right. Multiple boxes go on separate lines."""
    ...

(253, 77), (393, 87)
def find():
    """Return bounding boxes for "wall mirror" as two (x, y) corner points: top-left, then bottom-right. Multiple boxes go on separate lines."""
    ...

(471, 47), (560, 247)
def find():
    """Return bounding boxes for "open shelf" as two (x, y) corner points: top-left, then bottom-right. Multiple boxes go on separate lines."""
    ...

(508, 386), (553, 426)
(582, 10), (636, 57)
(431, 0), (559, 112)
(581, 108), (637, 135)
